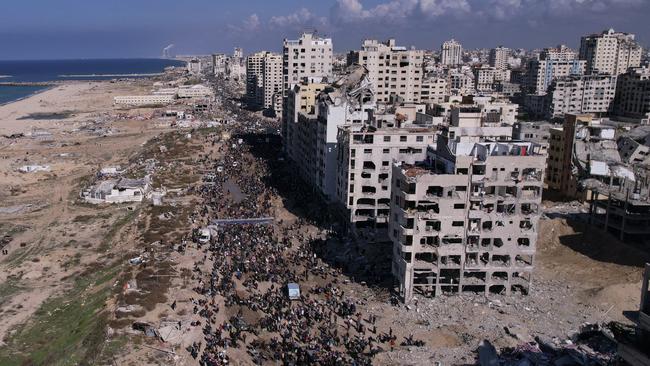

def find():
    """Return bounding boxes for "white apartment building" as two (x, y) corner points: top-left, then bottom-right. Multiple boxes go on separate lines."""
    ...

(420, 77), (448, 104)
(187, 59), (202, 75)
(282, 32), (333, 96)
(285, 82), (328, 185)
(449, 69), (475, 95)
(489, 46), (510, 70)
(212, 54), (227, 75)
(246, 52), (266, 107)
(114, 95), (175, 106)
(347, 39), (424, 103)
(579, 28), (643, 76)
(234, 47), (243, 60)
(474, 66), (509, 92)
(543, 45), (578, 61)
(545, 74), (617, 119)
(285, 66), (373, 202)
(177, 85), (214, 98)
(336, 123), (437, 230)
(246, 51), (283, 110)
(525, 48), (586, 94)
(441, 39), (463, 66)
(435, 96), (519, 128)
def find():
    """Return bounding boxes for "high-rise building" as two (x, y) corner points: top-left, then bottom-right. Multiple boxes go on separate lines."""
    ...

(282, 32), (333, 140)
(448, 69), (475, 95)
(474, 66), (509, 92)
(524, 47), (586, 95)
(545, 74), (617, 119)
(489, 46), (510, 70)
(579, 28), (643, 76)
(187, 58), (201, 75)
(284, 66), (370, 201)
(246, 51), (266, 107)
(336, 123), (437, 231)
(264, 53), (283, 113)
(347, 39), (424, 103)
(212, 54), (227, 76)
(234, 47), (243, 60)
(246, 51), (283, 110)
(614, 67), (650, 123)
(390, 134), (545, 301)
(441, 39), (463, 66)
(282, 32), (333, 95)
(284, 81), (329, 189)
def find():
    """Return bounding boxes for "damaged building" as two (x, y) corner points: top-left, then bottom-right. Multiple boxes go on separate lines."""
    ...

(82, 177), (151, 204)
(546, 114), (650, 243)
(389, 132), (545, 301)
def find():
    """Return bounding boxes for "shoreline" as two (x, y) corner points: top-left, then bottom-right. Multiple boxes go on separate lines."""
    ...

(0, 85), (55, 108)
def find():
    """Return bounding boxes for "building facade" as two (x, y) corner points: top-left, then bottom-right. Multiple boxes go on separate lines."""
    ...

(246, 51), (283, 110)
(441, 39), (463, 66)
(489, 46), (509, 70)
(390, 137), (545, 301)
(524, 49), (586, 95)
(545, 74), (617, 119)
(614, 67), (650, 123)
(347, 39), (424, 104)
(336, 124), (437, 230)
(579, 28), (643, 76)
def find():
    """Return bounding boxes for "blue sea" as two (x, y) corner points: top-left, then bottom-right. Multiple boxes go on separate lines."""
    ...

(0, 58), (185, 105)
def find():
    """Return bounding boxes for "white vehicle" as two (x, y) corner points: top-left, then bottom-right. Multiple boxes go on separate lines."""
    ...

(198, 228), (211, 244)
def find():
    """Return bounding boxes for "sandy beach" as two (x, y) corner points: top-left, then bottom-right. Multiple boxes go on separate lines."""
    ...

(0, 80), (151, 135)
(0, 78), (171, 351)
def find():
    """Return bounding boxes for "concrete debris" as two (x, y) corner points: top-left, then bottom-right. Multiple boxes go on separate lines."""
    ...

(18, 165), (51, 173)
(488, 323), (619, 365)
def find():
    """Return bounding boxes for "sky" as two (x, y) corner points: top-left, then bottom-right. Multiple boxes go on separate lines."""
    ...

(0, 0), (648, 60)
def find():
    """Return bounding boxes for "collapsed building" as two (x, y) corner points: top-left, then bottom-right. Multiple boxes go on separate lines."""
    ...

(585, 126), (650, 243)
(546, 114), (650, 243)
(389, 131), (545, 301)
(82, 177), (151, 204)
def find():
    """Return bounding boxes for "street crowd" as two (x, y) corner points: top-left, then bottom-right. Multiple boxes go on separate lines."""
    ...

(184, 128), (420, 365)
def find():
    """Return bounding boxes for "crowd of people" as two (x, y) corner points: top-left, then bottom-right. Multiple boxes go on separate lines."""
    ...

(182, 126), (422, 365)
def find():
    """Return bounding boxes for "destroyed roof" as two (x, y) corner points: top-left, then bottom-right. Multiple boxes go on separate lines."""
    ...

(621, 125), (650, 144)
(116, 178), (148, 189)
(322, 64), (374, 108)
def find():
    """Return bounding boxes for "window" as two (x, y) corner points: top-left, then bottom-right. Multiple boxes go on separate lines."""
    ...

(416, 136), (424, 142)
(383, 148), (390, 154)
(384, 136), (391, 142)
(400, 136), (407, 142)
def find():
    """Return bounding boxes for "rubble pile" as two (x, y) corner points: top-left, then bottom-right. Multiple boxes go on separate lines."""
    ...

(485, 323), (620, 365)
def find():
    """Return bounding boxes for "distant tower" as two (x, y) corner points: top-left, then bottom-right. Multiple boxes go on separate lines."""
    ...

(234, 47), (243, 60)
(441, 39), (463, 66)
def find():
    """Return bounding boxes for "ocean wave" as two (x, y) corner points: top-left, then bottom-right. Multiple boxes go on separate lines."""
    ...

(0, 75), (11, 78)
(58, 73), (163, 78)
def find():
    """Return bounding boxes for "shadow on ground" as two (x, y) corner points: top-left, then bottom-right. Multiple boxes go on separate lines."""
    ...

(239, 132), (393, 290)
(557, 218), (650, 268)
